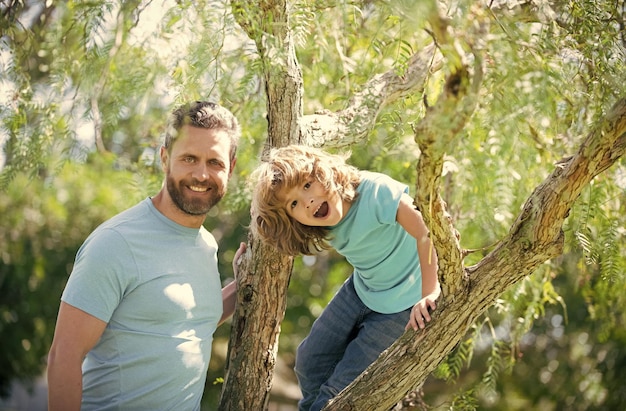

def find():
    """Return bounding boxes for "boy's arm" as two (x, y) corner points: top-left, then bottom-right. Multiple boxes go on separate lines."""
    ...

(396, 193), (440, 330)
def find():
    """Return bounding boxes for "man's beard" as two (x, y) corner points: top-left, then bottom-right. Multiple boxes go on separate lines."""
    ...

(166, 174), (224, 216)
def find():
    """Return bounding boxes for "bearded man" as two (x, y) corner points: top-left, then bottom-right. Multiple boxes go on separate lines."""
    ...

(47, 101), (246, 411)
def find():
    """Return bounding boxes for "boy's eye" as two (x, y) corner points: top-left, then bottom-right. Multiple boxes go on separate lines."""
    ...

(290, 200), (297, 209)
(304, 182), (311, 189)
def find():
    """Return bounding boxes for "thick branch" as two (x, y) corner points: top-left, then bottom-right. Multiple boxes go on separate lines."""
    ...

(298, 43), (444, 148)
(323, 97), (626, 411)
(471, 97), (626, 296)
(232, 0), (302, 148)
(412, 62), (480, 299)
(412, 2), (486, 297)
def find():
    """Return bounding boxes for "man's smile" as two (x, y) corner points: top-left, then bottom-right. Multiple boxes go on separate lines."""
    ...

(189, 185), (210, 192)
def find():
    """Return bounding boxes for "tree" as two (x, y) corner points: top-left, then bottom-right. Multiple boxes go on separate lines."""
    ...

(219, 0), (625, 409)
(1, 0), (624, 409)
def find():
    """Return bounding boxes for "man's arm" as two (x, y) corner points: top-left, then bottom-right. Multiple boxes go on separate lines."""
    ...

(47, 302), (107, 411)
(218, 242), (246, 325)
(219, 281), (237, 326)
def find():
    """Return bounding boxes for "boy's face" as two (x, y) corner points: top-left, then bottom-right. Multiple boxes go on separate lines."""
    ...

(280, 179), (350, 227)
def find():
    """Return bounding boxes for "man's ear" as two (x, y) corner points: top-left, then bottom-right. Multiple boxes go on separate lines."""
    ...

(229, 157), (237, 178)
(159, 146), (169, 172)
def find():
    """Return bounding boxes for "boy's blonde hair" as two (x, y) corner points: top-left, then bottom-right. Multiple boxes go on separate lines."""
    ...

(251, 145), (360, 255)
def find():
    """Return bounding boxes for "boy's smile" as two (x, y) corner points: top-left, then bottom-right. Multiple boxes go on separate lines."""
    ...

(312, 201), (329, 218)
(281, 180), (350, 227)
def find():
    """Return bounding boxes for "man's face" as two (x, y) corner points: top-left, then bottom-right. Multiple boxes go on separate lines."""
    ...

(161, 125), (234, 217)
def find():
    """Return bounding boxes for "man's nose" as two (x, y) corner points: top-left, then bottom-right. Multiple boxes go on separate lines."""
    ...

(193, 164), (209, 180)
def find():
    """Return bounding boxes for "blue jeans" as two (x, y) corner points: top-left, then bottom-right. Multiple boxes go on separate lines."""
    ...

(294, 276), (411, 411)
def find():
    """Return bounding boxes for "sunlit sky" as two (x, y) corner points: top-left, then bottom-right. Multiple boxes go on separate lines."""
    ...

(0, 0), (182, 169)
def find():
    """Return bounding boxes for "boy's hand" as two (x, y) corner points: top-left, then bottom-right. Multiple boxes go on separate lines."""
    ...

(405, 296), (437, 331)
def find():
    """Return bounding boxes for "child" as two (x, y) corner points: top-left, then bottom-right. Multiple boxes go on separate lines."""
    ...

(251, 145), (439, 411)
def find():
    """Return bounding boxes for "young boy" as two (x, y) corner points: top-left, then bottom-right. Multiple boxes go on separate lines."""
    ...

(251, 145), (439, 411)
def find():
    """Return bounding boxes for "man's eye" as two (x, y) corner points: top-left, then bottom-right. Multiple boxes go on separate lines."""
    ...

(184, 157), (195, 163)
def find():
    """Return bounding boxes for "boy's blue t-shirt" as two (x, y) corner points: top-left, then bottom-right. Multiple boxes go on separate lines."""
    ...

(329, 171), (422, 314)
(61, 198), (223, 410)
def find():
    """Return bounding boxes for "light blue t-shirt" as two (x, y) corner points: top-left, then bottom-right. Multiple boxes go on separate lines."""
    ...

(329, 171), (422, 314)
(62, 198), (223, 410)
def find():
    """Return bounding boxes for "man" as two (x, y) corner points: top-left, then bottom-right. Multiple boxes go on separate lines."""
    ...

(47, 101), (245, 410)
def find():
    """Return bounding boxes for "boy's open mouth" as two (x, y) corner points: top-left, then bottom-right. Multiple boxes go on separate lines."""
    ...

(314, 201), (329, 218)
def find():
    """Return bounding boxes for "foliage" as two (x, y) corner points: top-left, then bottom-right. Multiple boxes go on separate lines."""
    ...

(0, 0), (625, 409)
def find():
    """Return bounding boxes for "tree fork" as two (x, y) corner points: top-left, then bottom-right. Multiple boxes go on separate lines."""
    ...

(223, 0), (447, 407)
(323, 97), (626, 410)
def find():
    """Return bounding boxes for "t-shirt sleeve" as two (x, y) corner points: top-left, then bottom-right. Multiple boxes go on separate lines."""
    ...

(369, 173), (409, 225)
(62, 228), (135, 323)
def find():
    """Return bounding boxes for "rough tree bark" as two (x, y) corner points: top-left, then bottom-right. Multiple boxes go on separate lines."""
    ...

(299, 42), (444, 149)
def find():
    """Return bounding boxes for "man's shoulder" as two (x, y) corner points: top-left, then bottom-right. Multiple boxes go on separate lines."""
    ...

(99, 198), (152, 229)
(82, 199), (151, 247)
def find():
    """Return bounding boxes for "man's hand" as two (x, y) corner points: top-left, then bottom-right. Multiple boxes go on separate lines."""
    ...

(232, 242), (247, 278)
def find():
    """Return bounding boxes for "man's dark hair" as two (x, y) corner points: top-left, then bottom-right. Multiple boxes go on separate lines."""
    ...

(164, 101), (241, 161)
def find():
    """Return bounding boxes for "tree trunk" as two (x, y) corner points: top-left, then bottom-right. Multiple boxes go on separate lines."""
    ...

(219, 0), (302, 409)
(219, 234), (293, 410)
